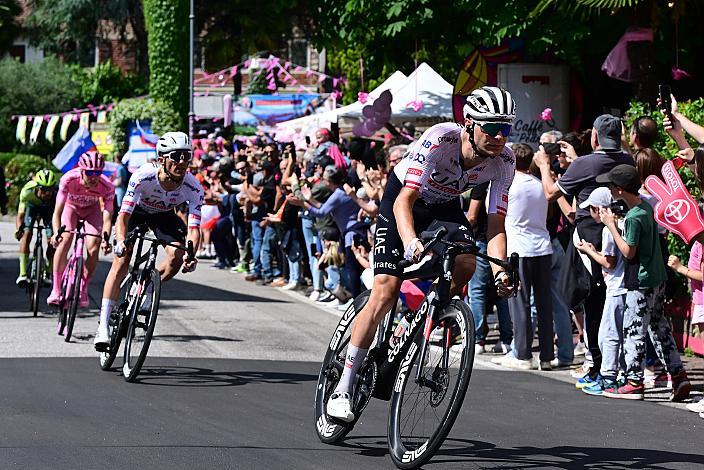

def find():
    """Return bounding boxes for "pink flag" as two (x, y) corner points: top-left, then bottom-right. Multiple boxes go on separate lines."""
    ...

(230, 66), (238, 77)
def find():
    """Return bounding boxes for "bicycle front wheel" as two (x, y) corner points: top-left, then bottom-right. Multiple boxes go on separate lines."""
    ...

(99, 276), (132, 371)
(388, 299), (475, 469)
(30, 243), (42, 317)
(64, 256), (83, 342)
(122, 268), (161, 382)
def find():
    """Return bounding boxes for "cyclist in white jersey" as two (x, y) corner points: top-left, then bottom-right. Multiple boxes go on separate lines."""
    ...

(94, 131), (203, 350)
(327, 86), (518, 421)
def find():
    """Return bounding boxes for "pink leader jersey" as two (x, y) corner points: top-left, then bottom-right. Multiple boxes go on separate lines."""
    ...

(57, 168), (115, 235)
(57, 168), (115, 214)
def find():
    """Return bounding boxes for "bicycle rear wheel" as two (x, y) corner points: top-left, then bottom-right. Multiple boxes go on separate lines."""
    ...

(29, 243), (44, 317)
(99, 276), (133, 371)
(64, 256), (83, 342)
(122, 268), (161, 382)
(314, 290), (374, 444)
(388, 299), (475, 469)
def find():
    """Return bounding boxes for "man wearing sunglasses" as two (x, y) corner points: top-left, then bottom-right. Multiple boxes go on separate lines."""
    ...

(95, 131), (204, 350)
(326, 86), (518, 422)
(47, 152), (115, 307)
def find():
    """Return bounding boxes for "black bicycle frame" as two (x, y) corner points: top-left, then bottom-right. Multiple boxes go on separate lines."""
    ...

(370, 229), (518, 400)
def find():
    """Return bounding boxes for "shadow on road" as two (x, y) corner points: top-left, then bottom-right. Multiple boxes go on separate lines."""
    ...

(154, 334), (242, 343)
(107, 365), (317, 387)
(339, 436), (704, 468)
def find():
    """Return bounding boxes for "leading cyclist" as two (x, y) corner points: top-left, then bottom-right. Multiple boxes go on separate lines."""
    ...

(94, 131), (203, 351)
(15, 169), (58, 287)
(47, 153), (114, 307)
(326, 86), (518, 422)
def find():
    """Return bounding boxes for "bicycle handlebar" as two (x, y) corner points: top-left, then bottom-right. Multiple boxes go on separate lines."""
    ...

(123, 226), (195, 255)
(56, 224), (106, 241)
(397, 227), (519, 284)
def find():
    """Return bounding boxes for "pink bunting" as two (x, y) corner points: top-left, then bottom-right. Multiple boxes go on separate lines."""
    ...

(406, 100), (423, 112)
(305, 70), (313, 77)
(284, 61), (290, 70)
(71, 114), (78, 121)
(27, 116), (33, 121)
(244, 59), (251, 68)
(230, 66), (238, 77)
(357, 92), (369, 104)
(318, 74), (326, 83)
(294, 66), (303, 73)
(267, 80), (277, 91)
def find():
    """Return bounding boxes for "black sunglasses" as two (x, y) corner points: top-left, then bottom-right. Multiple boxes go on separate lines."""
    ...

(164, 150), (193, 163)
(478, 122), (512, 138)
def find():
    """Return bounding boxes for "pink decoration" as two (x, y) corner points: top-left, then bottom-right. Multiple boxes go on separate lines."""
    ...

(27, 116), (33, 121)
(406, 100), (423, 112)
(318, 74), (326, 83)
(284, 61), (290, 70)
(540, 107), (553, 122)
(44, 115), (51, 122)
(358, 92), (369, 104)
(266, 72), (274, 79)
(305, 70), (313, 77)
(71, 114), (78, 122)
(244, 59), (251, 68)
(294, 66), (303, 73)
(267, 80), (277, 91)
(672, 67), (692, 80)
(332, 78), (339, 88)
(601, 27), (653, 82)
(332, 90), (342, 101)
(230, 66), (238, 77)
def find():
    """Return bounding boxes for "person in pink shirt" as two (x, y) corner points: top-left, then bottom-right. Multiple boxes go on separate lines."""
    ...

(47, 152), (114, 307)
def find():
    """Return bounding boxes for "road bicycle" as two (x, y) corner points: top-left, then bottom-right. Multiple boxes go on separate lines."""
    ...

(55, 221), (107, 342)
(25, 220), (49, 317)
(314, 226), (518, 469)
(98, 224), (194, 382)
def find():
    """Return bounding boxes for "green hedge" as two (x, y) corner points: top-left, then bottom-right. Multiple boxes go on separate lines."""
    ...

(3, 154), (57, 213)
(143, 0), (189, 128)
(108, 98), (181, 158)
(625, 98), (704, 300)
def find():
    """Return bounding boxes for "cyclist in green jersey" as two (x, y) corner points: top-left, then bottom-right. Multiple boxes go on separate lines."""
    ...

(16, 170), (57, 287)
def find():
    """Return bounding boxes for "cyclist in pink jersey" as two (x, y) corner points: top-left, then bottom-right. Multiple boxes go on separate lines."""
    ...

(47, 152), (114, 307)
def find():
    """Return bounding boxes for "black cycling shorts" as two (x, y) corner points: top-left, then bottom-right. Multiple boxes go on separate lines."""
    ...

(127, 208), (187, 245)
(373, 174), (474, 277)
(23, 204), (54, 235)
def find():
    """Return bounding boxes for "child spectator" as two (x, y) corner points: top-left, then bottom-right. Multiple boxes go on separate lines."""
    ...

(575, 187), (627, 395)
(596, 164), (690, 401)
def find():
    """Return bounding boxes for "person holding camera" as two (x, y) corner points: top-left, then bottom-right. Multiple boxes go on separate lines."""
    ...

(534, 114), (635, 385)
(596, 165), (690, 401)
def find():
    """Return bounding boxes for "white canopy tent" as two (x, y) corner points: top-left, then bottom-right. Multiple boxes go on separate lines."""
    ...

(338, 62), (453, 129)
(274, 70), (407, 137)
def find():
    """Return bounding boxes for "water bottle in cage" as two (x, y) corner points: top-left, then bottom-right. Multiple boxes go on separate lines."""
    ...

(389, 312), (412, 348)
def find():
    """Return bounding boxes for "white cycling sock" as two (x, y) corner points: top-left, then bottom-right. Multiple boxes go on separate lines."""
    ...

(99, 298), (115, 332)
(334, 344), (368, 395)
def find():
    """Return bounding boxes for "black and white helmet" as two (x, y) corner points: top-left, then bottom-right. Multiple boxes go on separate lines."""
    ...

(463, 86), (516, 123)
(157, 131), (192, 154)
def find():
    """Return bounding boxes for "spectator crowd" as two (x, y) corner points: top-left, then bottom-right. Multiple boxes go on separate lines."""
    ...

(112, 97), (704, 412)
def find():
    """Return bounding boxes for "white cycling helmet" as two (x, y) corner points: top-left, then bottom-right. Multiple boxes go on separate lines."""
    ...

(156, 131), (192, 154)
(463, 86), (516, 123)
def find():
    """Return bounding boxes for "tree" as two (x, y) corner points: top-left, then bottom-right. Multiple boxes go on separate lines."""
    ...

(195, 0), (313, 71)
(143, 0), (189, 127)
(0, 0), (22, 56)
(23, 0), (147, 73)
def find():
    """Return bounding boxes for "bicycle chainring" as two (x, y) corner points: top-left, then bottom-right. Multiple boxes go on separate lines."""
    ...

(429, 365), (449, 407)
(353, 359), (377, 418)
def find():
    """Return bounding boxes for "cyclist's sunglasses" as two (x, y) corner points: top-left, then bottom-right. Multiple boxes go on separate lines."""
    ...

(164, 150), (193, 163)
(478, 122), (512, 138)
(83, 169), (102, 177)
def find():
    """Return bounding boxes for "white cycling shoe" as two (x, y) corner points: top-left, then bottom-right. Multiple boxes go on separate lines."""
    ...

(94, 327), (110, 351)
(327, 392), (355, 423)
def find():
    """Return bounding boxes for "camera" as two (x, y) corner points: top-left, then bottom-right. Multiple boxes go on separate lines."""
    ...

(609, 200), (628, 217)
(542, 142), (561, 155)
(659, 84), (672, 118)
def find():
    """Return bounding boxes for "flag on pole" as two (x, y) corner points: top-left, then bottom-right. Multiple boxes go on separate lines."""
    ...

(52, 127), (96, 173)
(135, 120), (159, 147)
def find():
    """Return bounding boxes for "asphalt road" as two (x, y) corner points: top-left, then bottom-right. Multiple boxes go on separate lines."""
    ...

(1, 221), (703, 470)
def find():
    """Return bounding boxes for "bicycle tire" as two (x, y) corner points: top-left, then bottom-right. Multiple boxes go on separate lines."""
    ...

(64, 255), (83, 342)
(387, 299), (475, 469)
(56, 261), (72, 336)
(314, 290), (373, 444)
(31, 243), (42, 317)
(99, 275), (133, 371)
(122, 268), (161, 382)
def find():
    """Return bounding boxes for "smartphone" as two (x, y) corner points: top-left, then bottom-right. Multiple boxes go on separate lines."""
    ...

(542, 142), (561, 155)
(659, 84), (672, 117)
(305, 136), (311, 145)
(309, 243), (317, 256)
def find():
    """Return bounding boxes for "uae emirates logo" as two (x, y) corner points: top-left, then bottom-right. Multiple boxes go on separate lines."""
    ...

(664, 200), (690, 225)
